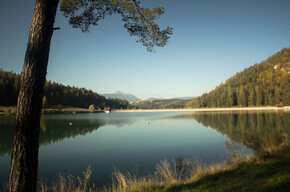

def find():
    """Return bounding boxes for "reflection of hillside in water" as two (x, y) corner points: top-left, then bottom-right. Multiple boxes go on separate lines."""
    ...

(0, 117), (14, 156)
(0, 113), (168, 155)
(0, 117), (105, 156)
(0, 113), (176, 155)
(39, 119), (105, 146)
(2, 111), (287, 155)
(179, 111), (290, 152)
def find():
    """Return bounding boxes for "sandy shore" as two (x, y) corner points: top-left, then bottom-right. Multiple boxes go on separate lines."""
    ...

(113, 106), (290, 113)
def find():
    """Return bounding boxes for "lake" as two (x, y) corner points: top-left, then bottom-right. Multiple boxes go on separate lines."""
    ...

(0, 111), (289, 187)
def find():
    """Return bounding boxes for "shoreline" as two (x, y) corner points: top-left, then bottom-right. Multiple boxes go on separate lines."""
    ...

(1, 106), (289, 115)
(113, 106), (290, 113)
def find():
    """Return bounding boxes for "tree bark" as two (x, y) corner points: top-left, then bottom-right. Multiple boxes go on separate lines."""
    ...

(8, 0), (59, 191)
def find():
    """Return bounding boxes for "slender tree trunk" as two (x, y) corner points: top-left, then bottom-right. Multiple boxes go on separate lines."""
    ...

(8, 0), (59, 191)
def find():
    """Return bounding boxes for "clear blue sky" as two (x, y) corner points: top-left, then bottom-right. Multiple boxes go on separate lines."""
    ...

(0, 0), (289, 100)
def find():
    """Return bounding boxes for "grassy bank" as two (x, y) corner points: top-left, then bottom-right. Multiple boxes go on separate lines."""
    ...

(0, 106), (104, 115)
(2, 106), (289, 115)
(158, 155), (290, 192)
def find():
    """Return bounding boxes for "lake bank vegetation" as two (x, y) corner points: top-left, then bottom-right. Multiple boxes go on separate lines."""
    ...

(0, 105), (103, 116)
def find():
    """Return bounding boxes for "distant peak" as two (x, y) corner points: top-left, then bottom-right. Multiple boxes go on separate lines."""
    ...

(115, 91), (125, 95)
(102, 92), (140, 102)
(114, 91), (134, 95)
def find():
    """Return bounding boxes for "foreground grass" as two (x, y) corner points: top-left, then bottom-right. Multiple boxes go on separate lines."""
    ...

(159, 155), (290, 192)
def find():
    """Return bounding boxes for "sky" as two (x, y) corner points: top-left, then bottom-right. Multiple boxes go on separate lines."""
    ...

(0, 0), (290, 100)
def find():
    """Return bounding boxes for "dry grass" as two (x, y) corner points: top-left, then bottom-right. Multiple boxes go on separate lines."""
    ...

(108, 149), (251, 192)
(38, 166), (95, 192)
(110, 168), (162, 192)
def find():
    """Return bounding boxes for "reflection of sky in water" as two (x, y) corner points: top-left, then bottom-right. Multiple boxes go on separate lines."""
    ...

(2, 111), (287, 186)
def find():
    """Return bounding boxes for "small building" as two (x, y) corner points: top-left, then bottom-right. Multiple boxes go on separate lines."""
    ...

(104, 107), (111, 113)
(275, 104), (283, 109)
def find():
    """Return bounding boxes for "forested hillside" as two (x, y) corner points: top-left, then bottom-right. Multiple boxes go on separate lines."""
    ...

(131, 99), (190, 109)
(186, 47), (290, 108)
(0, 69), (130, 109)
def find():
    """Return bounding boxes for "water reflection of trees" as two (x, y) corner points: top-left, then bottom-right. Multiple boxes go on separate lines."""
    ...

(39, 119), (105, 146)
(0, 114), (151, 155)
(186, 111), (290, 152)
(0, 117), (105, 156)
(0, 117), (14, 156)
(2, 111), (289, 155)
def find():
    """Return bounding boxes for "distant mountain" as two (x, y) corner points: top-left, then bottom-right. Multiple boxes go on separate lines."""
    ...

(146, 97), (164, 101)
(186, 47), (290, 108)
(102, 91), (141, 102)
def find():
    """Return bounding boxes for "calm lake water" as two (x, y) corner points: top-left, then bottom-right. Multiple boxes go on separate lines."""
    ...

(0, 111), (289, 186)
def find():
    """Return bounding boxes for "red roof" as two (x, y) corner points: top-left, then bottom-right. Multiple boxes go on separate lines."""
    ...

(104, 107), (111, 111)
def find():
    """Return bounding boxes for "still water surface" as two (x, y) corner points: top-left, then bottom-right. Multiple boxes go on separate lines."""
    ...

(0, 111), (289, 186)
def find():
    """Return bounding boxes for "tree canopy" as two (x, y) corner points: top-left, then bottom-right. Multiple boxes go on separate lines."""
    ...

(60, 0), (173, 51)
(0, 69), (131, 109)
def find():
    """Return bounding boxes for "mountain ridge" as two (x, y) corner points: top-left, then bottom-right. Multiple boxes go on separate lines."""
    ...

(101, 91), (141, 102)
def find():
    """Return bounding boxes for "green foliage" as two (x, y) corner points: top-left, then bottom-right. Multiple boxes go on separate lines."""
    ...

(0, 70), (20, 106)
(131, 99), (189, 109)
(60, 0), (173, 52)
(88, 104), (95, 112)
(186, 48), (290, 108)
(0, 69), (131, 109)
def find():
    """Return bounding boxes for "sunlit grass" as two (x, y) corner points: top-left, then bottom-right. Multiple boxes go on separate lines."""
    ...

(38, 166), (95, 192)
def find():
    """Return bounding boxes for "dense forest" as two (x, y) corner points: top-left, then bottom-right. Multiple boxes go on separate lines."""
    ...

(131, 99), (190, 109)
(186, 48), (290, 108)
(0, 69), (130, 109)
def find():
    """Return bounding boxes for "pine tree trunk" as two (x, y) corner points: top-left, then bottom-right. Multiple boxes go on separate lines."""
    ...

(8, 0), (59, 191)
